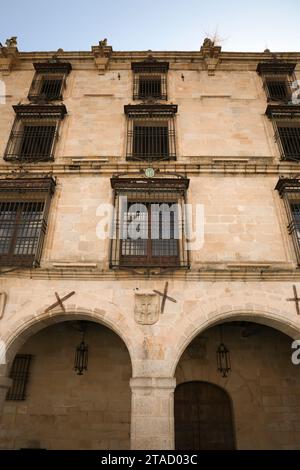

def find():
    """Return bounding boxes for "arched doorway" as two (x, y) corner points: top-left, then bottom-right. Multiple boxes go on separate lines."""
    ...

(175, 381), (235, 450)
(0, 320), (132, 450)
(174, 321), (300, 450)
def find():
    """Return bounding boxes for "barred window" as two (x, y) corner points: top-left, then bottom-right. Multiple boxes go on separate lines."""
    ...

(28, 62), (72, 101)
(0, 177), (56, 267)
(257, 62), (296, 103)
(4, 104), (67, 162)
(264, 76), (292, 102)
(277, 124), (300, 160)
(266, 106), (300, 161)
(110, 176), (190, 269)
(132, 61), (168, 101)
(6, 355), (32, 401)
(124, 104), (177, 161)
(275, 178), (300, 264)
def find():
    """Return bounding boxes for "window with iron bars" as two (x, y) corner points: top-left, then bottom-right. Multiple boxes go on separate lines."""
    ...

(4, 104), (67, 162)
(263, 74), (293, 102)
(28, 62), (72, 101)
(257, 62), (296, 103)
(6, 355), (32, 401)
(0, 177), (55, 267)
(266, 106), (300, 161)
(124, 104), (177, 161)
(110, 177), (190, 270)
(132, 61), (168, 101)
(275, 178), (300, 265)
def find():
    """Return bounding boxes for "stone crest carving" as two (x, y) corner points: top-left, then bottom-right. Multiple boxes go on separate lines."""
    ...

(134, 292), (159, 325)
(0, 293), (7, 319)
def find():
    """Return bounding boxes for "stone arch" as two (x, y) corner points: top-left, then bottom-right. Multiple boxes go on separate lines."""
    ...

(1, 306), (136, 377)
(170, 307), (300, 377)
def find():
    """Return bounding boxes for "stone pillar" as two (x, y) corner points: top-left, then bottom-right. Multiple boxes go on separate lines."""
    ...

(130, 377), (176, 450)
(0, 377), (12, 411)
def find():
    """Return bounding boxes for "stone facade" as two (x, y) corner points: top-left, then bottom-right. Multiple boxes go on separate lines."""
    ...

(0, 39), (300, 449)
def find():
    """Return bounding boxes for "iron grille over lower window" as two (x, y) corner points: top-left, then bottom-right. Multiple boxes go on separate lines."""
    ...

(4, 104), (67, 162)
(125, 104), (177, 161)
(133, 124), (169, 159)
(275, 178), (300, 265)
(266, 106), (300, 161)
(110, 176), (190, 269)
(6, 355), (32, 401)
(0, 177), (55, 267)
(276, 125), (300, 160)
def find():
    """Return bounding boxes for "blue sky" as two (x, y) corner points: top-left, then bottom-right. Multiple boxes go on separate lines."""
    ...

(0, 0), (299, 52)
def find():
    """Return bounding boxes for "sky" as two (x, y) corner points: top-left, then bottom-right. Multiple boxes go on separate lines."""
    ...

(0, 0), (299, 52)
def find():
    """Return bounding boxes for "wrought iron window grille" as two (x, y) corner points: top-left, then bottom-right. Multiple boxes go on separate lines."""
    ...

(4, 104), (67, 163)
(275, 178), (300, 265)
(132, 61), (168, 101)
(124, 104), (177, 162)
(28, 62), (72, 102)
(109, 176), (190, 270)
(263, 75), (294, 103)
(266, 105), (300, 162)
(0, 177), (56, 267)
(257, 62), (296, 103)
(6, 354), (32, 401)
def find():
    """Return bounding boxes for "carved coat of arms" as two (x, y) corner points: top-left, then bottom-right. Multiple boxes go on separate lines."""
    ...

(134, 292), (159, 325)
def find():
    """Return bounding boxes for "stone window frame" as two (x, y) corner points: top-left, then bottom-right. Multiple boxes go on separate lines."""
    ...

(28, 62), (72, 102)
(266, 105), (300, 162)
(257, 62), (296, 103)
(124, 104), (177, 162)
(109, 176), (190, 270)
(4, 104), (67, 163)
(0, 177), (56, 268)
(275, 177), (300, 265)
(131, 60), (169, 101)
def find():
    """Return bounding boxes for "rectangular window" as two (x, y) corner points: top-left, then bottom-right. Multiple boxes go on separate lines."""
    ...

(0, 177), (55, 267)
(4, 104), (67, 162)
(40, 76), (64, 100)
(257, 62), (296, 103)
(266, 106), (300, 161)
(110, 177), (190, 269)
(125, 104), (177, 161)
(6, 355), (32, 401)
(265, 76), (291, 102)
(28, 62), (71, 101)
(276, 124), (300, 160)
(132, 123), (169, 159)
(19, 125), (57, 159)
(132, 61), (168, 100)
(275, 178), (300, 264)
(120, 201), (179, 266)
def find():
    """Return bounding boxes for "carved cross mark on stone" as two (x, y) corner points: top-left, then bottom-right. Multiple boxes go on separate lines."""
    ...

(44, 291), (75, 313)
(153, 282), (177, 314)
(287, 285), (300, 315)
